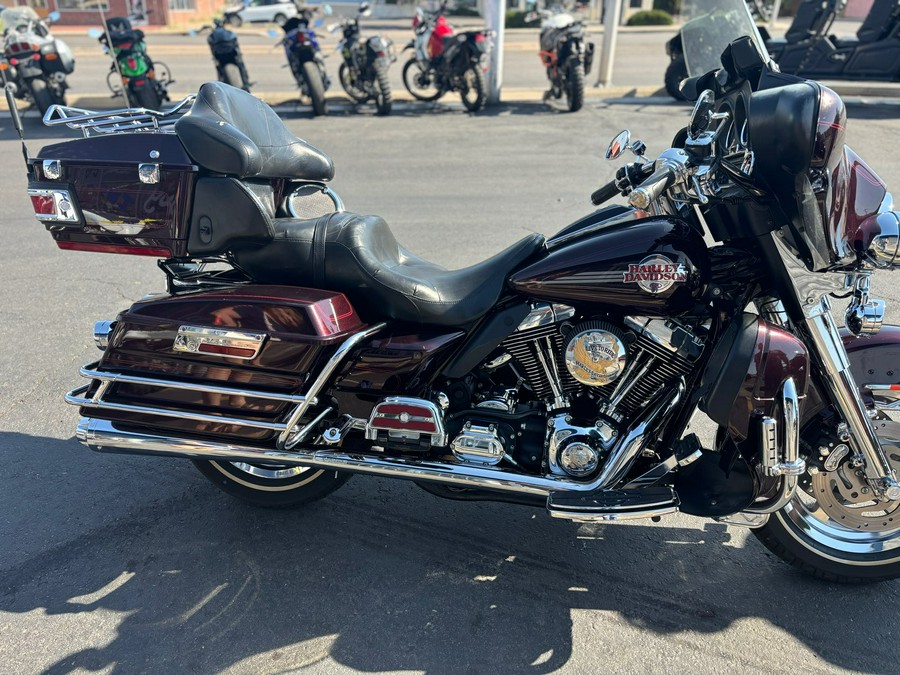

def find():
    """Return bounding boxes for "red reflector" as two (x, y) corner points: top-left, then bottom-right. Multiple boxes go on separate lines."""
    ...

(127, 58), (137, 69)
(9, 57), (18, 66)
(370, 403), (439, 433)
(30, 194), (55, 215)
(56, 242), (173, 257)
(197, 343), (258, 358)
(32, 53), (41, 60)
(135, 79), (146, 85)
(475, 34), (485, 42)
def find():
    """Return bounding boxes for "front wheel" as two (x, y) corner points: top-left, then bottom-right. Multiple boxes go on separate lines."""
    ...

(565, 59), (584, 112)
(664, 55), (688, 101)
(754, 416), (900, 582)
(301, 60), (327, 116)
(225, 13), (242, 27)
(373, 61), (392, 116)
(193, 459), (351, 509)
(402, 57), (442, 102)
(459, 64), (486, 112)
(28, 78), (54, 115)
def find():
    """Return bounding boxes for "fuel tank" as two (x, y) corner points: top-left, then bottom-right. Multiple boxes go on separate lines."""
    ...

(509, 213), (708, 315)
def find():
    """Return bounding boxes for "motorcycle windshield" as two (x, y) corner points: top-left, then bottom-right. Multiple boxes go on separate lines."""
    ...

(680, 0), (767, 77)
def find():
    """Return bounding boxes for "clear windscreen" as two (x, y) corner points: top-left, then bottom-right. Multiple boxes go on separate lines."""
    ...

(1, 7), (41, 30)
(680, 0), (767, 77)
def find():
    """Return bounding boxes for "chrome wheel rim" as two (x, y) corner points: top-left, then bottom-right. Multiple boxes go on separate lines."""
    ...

(228, 462), (310, 480)
(780, 418), (900, 561)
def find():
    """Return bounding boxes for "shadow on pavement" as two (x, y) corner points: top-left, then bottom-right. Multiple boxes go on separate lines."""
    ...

(2, 430), (899, 673)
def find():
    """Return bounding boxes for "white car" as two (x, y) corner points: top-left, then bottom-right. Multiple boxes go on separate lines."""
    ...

(224, 0), (298, 26)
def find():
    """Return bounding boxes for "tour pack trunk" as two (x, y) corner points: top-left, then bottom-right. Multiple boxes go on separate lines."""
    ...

(71, 286), (366, 443)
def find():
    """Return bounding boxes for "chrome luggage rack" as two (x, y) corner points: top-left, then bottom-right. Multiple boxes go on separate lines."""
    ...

(42, 94), (196, 137)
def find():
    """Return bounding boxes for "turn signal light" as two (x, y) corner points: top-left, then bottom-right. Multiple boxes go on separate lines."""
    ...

(27, 188), (79, 223)
(0, 63), (8, 70)
(44, 53), (58, 60)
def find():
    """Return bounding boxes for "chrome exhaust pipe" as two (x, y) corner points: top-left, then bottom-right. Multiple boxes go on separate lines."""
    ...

(75, 388), (681, 499)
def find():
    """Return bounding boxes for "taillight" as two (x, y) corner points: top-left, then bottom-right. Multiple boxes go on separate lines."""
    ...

(31, 53), (41, 61)
(9, 57), (18, 66)
(475, 33), (485, 42)
(27, 188), (79, 223)
(126, 57), (137, 69)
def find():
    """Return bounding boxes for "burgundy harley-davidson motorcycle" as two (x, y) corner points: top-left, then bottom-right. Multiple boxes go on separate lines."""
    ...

(18, 4), (900, 582)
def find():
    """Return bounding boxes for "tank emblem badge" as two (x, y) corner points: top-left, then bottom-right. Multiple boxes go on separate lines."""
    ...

(565, 329), (628, 386)
(623, 255), (688, 294)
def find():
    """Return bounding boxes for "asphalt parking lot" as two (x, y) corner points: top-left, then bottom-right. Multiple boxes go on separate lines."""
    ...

(3, 45), (900, 673)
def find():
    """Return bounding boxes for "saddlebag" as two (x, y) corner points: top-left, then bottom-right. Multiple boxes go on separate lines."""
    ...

(70, 285), (365, 443)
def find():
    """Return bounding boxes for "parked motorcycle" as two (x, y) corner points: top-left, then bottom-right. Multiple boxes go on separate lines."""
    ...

(401, 1), (492, 112)
(332, 2), (395, 115)
(526, 5), (594, 112)
(665, 0), (900, 100)
(278, 7), (331, 116)
(95, 16), (173, 109)
(20, 0), (900, 582)
(0, 8), (73, 115)
(204, 18), (252, 91)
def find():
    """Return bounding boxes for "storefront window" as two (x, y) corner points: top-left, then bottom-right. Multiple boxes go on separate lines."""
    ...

(57, 0), (111, 10)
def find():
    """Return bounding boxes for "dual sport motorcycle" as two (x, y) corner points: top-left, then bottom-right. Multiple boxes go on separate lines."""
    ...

(526, 5), (594, 112)
(0, 8), (73, 115)
(402, 1), (492, 112)
(18, 0), (900, 583)
(332, 2), (395, 116)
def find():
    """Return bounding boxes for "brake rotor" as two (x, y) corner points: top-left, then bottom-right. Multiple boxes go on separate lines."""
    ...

(809, 419), (900, 532)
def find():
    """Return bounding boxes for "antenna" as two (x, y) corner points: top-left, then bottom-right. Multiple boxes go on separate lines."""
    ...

(5, 83), (29, 164)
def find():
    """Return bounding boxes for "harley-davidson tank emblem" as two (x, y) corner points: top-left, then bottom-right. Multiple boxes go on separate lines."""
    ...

(623, 255), (688, 294)
(564, 329), (628, 387)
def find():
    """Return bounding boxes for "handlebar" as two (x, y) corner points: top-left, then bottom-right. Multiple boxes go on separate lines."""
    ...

(590, 179), (621, 206)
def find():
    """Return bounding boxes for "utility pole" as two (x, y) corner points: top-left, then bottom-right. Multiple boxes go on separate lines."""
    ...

(486, 0), (504, 105)
(595, 0), (620, 86)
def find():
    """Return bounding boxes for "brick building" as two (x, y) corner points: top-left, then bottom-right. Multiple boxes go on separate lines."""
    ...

(14, 0), (224, 26)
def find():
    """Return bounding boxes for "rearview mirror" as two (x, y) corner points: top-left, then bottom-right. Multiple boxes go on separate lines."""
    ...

(605, 130), (631, 160)
(323, 4), (333, 15)
(267, 28), (279, 37)
(48, 11), (61, 22)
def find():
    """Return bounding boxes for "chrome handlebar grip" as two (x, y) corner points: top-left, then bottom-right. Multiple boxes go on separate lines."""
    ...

(627, 148), (692, 210)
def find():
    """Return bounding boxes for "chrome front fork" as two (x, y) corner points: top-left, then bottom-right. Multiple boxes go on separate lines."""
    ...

(770, 234), (900, 501)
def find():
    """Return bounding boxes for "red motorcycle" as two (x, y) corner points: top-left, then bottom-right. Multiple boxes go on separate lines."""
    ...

(18, 31), (900, 583)
(401, 1), (491, 112)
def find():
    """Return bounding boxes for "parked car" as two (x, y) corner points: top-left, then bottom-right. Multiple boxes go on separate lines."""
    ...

(224, 0), (297, 27)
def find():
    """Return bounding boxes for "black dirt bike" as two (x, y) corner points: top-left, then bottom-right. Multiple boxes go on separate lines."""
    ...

(332, 2), (396, 115)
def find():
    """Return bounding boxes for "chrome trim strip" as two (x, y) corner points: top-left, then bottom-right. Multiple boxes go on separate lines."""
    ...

(546, 209), (647, 250)
(516, 303), (576, 332)
(547, 504), (677, 523)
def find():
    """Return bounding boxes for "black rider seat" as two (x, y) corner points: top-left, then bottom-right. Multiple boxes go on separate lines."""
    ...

(232, 212), (546, 327)
(174, 81), (334, 182)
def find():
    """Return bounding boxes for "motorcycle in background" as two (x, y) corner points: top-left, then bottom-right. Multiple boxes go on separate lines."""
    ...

(0, 8), (73, 115)
(204, 18), (252, 91)
(526, 5), (593, 112)
(401, 1), (492, 112)
(332, 2), (396, 116)
(94, 16), (173, 109)
(278, 6), (331, 116)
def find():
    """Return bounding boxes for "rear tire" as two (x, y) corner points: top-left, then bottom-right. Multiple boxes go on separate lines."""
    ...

(459, 64), (486, 112)
(665, 55), (688, 101)
(29, 79), (54, 116)
(222, 62), (242, 88)
(226, 13), (242, 27)
(565, 60), (584, 112)
(273, 12), (287, 26)
(402, 57), (442, 102)
(302, 60), (327, 116)
(374, 62), (392, 116)
(193, 459), (351, 509)
(132, 83), (161, 110)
